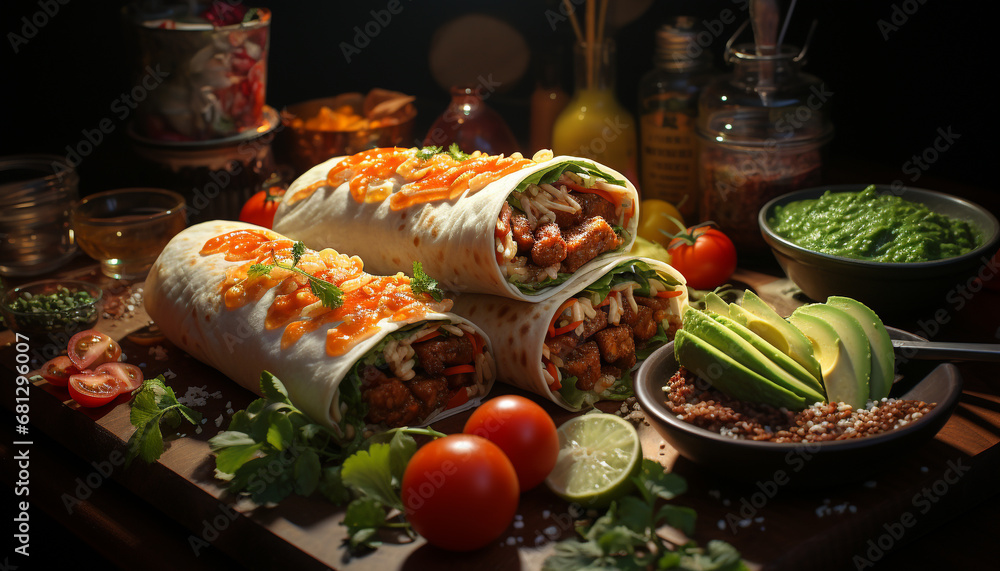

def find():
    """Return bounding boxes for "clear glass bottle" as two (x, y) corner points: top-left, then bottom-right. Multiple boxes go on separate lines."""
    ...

(638, 17), (715, 220)
(552, 39), (638, 186)
(697, 36), (833, 257)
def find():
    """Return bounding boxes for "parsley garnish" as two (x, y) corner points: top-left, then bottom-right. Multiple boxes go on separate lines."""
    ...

(415, 145), (442, 160)
(446, 142), (470, 161)
(208, 371), (443, 552)
(126, 376), (203, 467)
(410, 261), (444, 301)
(247, 241), (344, 309)
(543, 459), (747, 570)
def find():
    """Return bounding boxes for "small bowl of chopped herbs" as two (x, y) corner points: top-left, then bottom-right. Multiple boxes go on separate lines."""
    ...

(1, 280), (102, 335)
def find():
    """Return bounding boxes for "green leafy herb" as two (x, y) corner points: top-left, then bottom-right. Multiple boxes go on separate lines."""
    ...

(583, 259), (681, 304)
(209, 371), (443, 553)
(245, 241), (344, 309)
(415, 146), (443, 160)
(543, 459), (747, 571)
(446, 142), (471, 161)
(410, 262), (444, 301)
(126, 376), (203, 467)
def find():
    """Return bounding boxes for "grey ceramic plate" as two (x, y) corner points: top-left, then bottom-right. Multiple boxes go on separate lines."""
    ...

(634, 327), (962, 486)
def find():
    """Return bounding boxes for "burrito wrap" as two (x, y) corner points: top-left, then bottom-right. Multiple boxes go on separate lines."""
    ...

(144, 220), (494, 431)
(450, 257), (687, 411)
(273, 153), (638, 301)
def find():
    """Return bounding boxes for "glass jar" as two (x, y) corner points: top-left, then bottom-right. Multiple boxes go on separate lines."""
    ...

(0, 155), (79, 277)
(697, 39), (832, 257)
(638, 17), (716, 220)
(552, 39), (638, 185)
(423, 86), (519, 156)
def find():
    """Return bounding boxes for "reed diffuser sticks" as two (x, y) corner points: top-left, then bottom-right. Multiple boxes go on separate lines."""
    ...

(562, 0), (609, 90)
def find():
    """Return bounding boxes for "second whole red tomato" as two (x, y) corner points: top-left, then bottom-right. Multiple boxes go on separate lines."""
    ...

(238, 184), (286, 229)
(667, 224), (738, 291)
(463, 395), (559, 491)
(401, 434), (519, 552)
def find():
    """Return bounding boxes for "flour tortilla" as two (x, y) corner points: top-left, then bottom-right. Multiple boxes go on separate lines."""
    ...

(144, 220), (494, 434)
(449, 256), (688, 411)
(272, 154), (638, 301)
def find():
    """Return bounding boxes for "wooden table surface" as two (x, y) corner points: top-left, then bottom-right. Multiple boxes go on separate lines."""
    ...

(2, 254), (999, 570)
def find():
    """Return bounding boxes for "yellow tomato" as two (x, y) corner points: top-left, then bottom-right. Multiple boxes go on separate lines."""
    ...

(637, 199), (685, 247)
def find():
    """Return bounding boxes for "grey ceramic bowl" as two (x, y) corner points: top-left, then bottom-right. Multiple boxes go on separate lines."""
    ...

(634, 328), (962, 486)
(758, 184), (999, 316)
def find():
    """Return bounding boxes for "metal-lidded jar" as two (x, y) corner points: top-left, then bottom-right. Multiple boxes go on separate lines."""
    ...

(696, 23), (833, 257)
(0, 155), (79, 277)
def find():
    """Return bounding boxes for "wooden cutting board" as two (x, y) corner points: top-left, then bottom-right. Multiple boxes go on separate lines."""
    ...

(2, 266), (999, 570)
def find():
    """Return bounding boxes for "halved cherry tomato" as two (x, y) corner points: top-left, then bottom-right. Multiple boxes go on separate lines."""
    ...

(401, 434), (519, 551)
(38, 356), (80, 387)
(67, 330), (122, 371)
(238, 184), (287, 229)
(68, 372), (122, 408)
(463, 395), (559, 491)
(95, 362), (144, 392)
(667, 223), (738, 291)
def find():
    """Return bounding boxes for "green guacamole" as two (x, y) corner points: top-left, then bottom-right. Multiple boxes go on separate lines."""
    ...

(769, 185), (980, 262)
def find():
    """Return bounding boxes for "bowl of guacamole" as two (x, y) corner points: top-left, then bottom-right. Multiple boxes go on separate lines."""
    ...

(759, 184), (999, 315)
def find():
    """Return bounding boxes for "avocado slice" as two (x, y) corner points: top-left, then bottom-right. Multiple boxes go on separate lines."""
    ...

(788, 307), (870, 409)
(702, 291), (730, 316)
(730, 291), (823, 381)
(683, 308), (826, 404)
(674, 330), (808, 410)
(708, 313), (826, 396)
(827, 296), (895, 401)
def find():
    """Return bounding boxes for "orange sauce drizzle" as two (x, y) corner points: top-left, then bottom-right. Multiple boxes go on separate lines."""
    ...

(200, 230), (443, 357)
(284, 147), (537, 211)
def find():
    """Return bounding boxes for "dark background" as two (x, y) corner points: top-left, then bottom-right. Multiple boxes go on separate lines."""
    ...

(2, 0), (994, 202)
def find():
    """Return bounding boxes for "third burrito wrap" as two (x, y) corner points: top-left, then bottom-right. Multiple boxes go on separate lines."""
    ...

(272, 148), (638, 301)
(449, 257), (688, 411)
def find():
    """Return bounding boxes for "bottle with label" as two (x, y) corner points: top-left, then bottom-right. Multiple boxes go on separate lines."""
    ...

(552, 39), (638, 187)
(638, 16), (715, 220)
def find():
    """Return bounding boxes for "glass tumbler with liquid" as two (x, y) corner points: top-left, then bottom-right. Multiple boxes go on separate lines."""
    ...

(71, 188), (186, 280)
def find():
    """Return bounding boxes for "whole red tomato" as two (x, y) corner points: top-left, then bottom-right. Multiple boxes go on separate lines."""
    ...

(463, 395), (558, 491)
(401, 434), (519, 551)
(238, 185), (286, 229)
(667, 223), (738, 290)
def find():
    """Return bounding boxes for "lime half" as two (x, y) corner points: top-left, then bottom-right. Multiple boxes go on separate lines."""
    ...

(544, 413), (642, 508)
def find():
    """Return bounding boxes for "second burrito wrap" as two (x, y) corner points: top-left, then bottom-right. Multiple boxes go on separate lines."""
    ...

(273, 148), (639, 301)
(450, 257), (688, 411)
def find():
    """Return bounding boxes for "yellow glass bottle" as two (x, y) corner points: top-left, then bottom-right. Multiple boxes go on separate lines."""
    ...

(552, 39), (638, 187)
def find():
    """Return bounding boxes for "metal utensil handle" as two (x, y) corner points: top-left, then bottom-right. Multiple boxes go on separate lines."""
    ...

(893, 339), (1000, 362)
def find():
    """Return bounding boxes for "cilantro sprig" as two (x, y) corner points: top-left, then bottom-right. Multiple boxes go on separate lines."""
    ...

(247, 241), (344, 309)
(208, 371), (443, 552)
(413, 143), (470, 162)
(410, 262), (444, 302)
(543, 459), (747, 571)
(126, 376), (203, 467)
